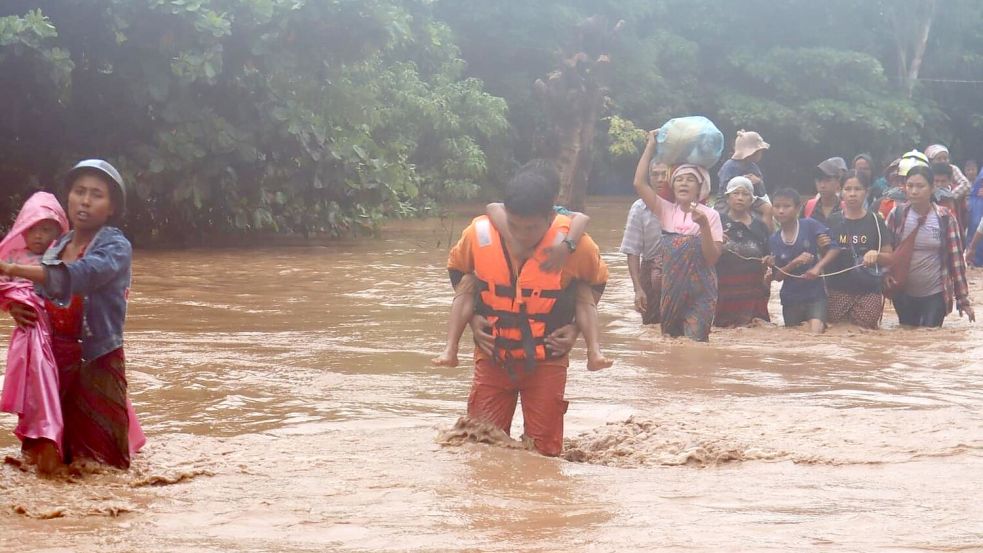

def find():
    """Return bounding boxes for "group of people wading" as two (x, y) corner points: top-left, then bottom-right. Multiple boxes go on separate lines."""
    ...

(627, 130), (977, 338)
(434, 128), (980, 457)
(1, 137), (980, 467)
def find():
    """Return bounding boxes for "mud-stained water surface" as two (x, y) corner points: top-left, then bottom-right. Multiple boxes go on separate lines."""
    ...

(1, 198), (982, 552)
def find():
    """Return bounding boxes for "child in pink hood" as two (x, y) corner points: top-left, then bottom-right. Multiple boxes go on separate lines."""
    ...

(0, 192), (70, 473)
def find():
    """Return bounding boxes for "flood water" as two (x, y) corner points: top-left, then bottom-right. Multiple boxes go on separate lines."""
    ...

(1, 198), (982, 552)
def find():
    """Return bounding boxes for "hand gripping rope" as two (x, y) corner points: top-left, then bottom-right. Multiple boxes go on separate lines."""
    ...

(723, 214), (884, 280)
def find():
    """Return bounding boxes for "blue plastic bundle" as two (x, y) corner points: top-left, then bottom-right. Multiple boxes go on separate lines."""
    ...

(654, 116), (724, 168)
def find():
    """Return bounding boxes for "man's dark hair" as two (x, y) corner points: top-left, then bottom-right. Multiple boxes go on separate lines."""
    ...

(504, 159), (560, 216)
(843, 169), (870, 189)
(931, 162), (952, 179)
(772, 187), (802, 206)
(814, 167), (846, 184)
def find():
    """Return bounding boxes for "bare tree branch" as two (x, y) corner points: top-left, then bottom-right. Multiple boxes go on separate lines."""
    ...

(906, 0), (938, 98)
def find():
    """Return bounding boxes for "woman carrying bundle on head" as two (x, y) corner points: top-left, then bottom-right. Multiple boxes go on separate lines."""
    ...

(634, 130), (723, 342)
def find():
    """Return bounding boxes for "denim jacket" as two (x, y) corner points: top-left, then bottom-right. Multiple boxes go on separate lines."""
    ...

(40, 226), (132, 361)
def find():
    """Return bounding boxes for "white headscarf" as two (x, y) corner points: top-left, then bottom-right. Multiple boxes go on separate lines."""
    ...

(925, 144), (949, 162)
(725, 176), (754, 197)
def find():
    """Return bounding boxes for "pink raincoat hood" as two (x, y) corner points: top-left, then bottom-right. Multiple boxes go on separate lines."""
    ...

(0, 192), (69, 261)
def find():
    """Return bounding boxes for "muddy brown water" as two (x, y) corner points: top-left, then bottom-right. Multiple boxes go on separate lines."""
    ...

(1, 198), (981, 552)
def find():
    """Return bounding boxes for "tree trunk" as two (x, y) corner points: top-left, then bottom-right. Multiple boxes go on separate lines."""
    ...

(891, 0), (937, 98)
(906, 0), (937, 98)
(533, 17), (622, 212)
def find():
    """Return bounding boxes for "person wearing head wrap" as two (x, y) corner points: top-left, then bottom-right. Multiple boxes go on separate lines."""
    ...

(635, 132), (724, 341)
(714, 177), (772, 327)
(925, 144), (972, 199)
(852, 154), (874, 185)
(926, 144), (973, 231)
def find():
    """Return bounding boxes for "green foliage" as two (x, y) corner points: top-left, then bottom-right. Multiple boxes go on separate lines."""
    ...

(716, 47), (924, 155)
(605, 116), (646, 159)
(3, 0), (983, 237)
(0, 1), (507, 243)
(0, 10), (73, 94)
(435, 0), (983, 193)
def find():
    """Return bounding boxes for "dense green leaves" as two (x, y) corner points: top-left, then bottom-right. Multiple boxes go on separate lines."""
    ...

(437, 0), (983, 193)
(0, 1), (506, 243)
(2, 1), (982, 241)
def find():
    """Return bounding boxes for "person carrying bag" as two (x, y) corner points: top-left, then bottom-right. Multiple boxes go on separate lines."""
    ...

(881, 214), (925, 299)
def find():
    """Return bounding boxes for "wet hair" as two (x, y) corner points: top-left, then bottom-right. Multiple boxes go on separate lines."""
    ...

(842, 169), (870, 189)
(772, 187), (802, 206)
(905, 165), (934, 185)
(931, 162), (952, 179)
(504, 159), (560, 217)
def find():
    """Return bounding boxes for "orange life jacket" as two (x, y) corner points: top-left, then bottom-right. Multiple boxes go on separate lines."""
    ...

(471, 214), (574, 374)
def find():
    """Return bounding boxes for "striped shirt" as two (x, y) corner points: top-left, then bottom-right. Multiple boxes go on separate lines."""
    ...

(951, 164), (972, 199)
(619, 199), (662, 261)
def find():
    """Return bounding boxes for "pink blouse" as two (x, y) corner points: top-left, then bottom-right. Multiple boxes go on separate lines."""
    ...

(652, 195), (724, 241)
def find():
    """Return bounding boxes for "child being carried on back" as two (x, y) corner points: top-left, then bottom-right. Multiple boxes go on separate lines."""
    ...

(432, 203), (612, 371)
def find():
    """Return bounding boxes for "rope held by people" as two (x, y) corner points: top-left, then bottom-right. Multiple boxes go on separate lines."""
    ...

(724, 249), (869, 279)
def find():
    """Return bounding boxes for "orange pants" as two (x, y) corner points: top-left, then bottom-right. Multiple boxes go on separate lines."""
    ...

(467, 358), (568, 456)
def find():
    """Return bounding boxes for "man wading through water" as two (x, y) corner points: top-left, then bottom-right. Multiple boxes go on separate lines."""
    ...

(446, 161), (609, 456)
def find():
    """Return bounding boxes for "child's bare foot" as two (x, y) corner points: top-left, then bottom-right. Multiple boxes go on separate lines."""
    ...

(431, 348), (459, 367)
(586, 350), (613, 371)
